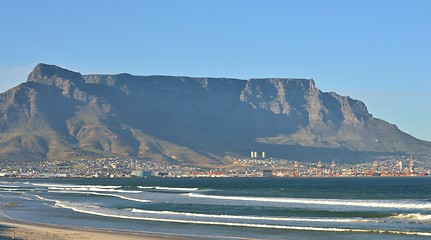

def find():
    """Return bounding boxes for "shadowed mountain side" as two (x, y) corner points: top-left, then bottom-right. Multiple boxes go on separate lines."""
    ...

(0, 63), (430, 165)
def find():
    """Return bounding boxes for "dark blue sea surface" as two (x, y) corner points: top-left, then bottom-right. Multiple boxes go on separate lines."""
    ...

(1, 177), (431, 239)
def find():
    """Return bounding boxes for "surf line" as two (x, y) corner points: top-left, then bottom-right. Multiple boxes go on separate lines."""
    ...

(47, 190), (151, 203)
(187, 193), (431, 210)
(130, 208), (370, 223)
(55, 203), (431, 237)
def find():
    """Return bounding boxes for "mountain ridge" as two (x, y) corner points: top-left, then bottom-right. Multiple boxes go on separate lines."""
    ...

(0, 63), (429, 165)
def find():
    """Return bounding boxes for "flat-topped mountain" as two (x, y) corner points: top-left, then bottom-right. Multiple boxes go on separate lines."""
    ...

(0, 63), (429, 165)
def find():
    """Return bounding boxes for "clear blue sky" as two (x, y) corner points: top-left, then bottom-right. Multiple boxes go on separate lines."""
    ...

(1, 0), (430, 140)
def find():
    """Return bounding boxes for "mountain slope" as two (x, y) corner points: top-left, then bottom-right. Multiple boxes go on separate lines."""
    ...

(0, 63), (429, 165)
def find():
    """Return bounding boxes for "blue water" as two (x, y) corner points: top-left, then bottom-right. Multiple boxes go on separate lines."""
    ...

(1, 177), (431, 239)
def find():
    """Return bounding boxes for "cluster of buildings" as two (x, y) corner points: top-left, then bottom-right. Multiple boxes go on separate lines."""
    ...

(0, 154), (430, 179)
(231, 154), (431, 177)
(0, 158), (196, 178)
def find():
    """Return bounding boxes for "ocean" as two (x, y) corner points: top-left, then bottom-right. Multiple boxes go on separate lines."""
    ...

(1, 177), (431, 239)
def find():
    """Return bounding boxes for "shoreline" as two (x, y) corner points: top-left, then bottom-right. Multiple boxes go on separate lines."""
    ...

(0, 212), (186, 240)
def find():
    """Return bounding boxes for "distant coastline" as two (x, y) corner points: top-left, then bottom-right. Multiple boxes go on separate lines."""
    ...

(1, 155), (430, 179)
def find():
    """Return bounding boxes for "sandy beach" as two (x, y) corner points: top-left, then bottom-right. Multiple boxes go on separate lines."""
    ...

(0, 218), (183, 240)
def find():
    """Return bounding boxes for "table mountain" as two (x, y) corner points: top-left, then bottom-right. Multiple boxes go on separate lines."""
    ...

(0, 63), (429, 165)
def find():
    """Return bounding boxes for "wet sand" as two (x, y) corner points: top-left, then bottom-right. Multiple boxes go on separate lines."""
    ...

(0, 218), (184, 240)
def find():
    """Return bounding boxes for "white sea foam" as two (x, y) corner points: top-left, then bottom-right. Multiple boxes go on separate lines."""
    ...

(187, 193), (431, 210)
(155, 186), (198, 191)
(391, 213), (431, 221)
(34, 195), (57, 202)
(48, 187), (141, 193)
(0, 188), (21, 191)
(137, 186), (199, 191)
(0, 185), (21, 188)
(137, 186), (156, 189)
(48, 190), (151, 203)
(32, 183), (122, 189)
(32, 183), (140, 193)
(52, 202), (431, 236)
(130, 208), (370, 223)
(0, 190), (21, 193)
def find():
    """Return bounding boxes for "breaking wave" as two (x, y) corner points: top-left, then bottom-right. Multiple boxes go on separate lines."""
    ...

(47, 190), (151, 203)
(391, 213), (431, 221)
(138, 186), (198, 191)
(48, 187), (141, 193)
(0, 185), (21, 188)
(52, 202), (431, 236)
(137, 186), (156, 189)
(32, 183), (122, 189)
(130, 208), (371, 223)
(187, 193), (431, 210)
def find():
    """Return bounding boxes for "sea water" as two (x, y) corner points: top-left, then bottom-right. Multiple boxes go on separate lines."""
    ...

(1, 177), (431, 239)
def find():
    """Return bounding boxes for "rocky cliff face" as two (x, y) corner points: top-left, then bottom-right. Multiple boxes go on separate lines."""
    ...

(0, 63), (429, 165)
(240, 78), (370, 125)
